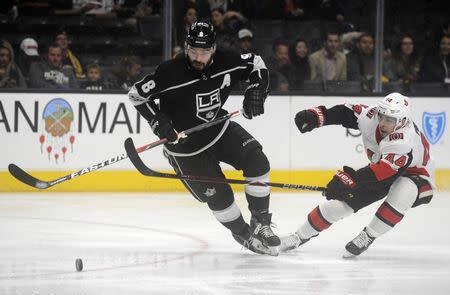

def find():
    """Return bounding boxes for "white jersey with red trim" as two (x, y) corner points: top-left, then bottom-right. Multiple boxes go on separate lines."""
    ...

(347, 104), (435, 186)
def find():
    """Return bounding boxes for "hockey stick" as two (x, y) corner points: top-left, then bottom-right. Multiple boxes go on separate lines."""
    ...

(8, 110), (242, 190)
(124, 137), (326, 192)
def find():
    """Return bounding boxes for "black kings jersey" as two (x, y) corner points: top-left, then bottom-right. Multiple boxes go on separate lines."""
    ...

(129, 50), (269, 155)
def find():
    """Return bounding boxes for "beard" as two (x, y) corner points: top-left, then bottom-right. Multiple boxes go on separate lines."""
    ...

(191, 60), (207, 70)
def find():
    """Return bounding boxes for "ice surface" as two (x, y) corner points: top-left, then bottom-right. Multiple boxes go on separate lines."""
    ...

(1, 192), (449, 295)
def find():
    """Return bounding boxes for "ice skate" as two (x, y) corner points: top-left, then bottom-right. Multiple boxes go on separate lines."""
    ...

(232, 224), (278, 256)
(250, 212), (281, 248)
(279, 232), (311, 252)
(343, 228), (375, 258)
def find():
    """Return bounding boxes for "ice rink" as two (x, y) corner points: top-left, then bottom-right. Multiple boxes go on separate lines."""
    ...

(1, 192), (449, 295)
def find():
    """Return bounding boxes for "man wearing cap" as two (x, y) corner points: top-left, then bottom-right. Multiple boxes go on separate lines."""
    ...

(238, 28), (255, 54)
(17, 38), (41, 77)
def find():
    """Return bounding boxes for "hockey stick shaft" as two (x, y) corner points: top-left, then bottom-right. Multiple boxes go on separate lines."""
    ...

(8, 110), (241, 189)
(124, 137), (326, 192)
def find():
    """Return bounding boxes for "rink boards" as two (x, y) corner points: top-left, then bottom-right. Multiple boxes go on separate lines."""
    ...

(0, 93), (449, 192)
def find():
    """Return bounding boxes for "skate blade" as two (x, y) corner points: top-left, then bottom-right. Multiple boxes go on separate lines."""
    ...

(255, 244), (278, 256)
(342, 249), (357, 259)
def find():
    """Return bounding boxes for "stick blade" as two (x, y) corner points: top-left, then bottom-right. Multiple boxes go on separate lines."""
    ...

(124, 138), (153, 176)
(8, 164), (50, 189)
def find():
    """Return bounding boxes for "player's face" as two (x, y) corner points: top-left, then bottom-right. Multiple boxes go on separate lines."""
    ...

(378, 113), (397, 137)
(187, 45), (214, 71)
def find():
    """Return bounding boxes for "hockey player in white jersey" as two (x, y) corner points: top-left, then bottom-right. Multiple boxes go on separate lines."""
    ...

(280, 93), (434, 257)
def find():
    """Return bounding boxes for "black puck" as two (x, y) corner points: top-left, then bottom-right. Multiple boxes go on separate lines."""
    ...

(75, 258), (83, 272)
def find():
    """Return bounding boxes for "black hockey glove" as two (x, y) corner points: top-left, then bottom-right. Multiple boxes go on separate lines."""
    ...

(294, 107), (326, 133)
(323, 166), (357, 201)
(243, 83), (267, 119)
(149, 113), (178, 143)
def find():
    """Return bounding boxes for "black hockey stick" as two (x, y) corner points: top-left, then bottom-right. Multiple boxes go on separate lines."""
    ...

(124, 137), (326, 192)
(8, 110), (242, 190)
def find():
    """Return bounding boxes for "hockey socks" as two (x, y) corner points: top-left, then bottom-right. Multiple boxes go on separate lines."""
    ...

(298, 200), (353, 240)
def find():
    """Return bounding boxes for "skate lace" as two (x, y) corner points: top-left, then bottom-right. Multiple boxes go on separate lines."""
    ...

(254, 223), (277, 239)
(353, 231), (372, 248)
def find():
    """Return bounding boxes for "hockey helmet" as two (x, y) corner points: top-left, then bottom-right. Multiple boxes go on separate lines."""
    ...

(377, 92), (411, 130)
(186, 21), (216, 49)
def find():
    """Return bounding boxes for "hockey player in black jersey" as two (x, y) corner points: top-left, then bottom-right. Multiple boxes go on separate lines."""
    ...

(128, 21), (280, 255)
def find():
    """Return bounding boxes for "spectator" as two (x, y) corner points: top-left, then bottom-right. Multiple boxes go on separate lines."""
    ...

(17, 38), (41, 77)
(264, 38), (292, 91)
(29, 43), (79, 89)
(211, 7), (241, 52)
(288, 38), (311, 90)
(384, 35), (421, 84)
(237, 28), (255, 54)
(176, 4), (198, 47)
(80, 63), (110, 91)
(54, 31), (84, 79)
(108, 56), (144, 90)
(419, 34), (450, 83)
(309, 31), (347, 81)
(0, 39), (26, 88)
(172, 45), (183, 59)
(347, 32), (375, 91)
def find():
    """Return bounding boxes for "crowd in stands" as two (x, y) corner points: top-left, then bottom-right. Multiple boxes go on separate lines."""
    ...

(0, 0), (449, 94)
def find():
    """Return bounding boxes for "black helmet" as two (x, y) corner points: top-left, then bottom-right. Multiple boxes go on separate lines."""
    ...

(186, 21), (216, 49)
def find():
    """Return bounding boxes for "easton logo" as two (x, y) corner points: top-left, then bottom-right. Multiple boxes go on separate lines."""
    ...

(422, 112), (446, 144)
(196, 88), (221, 122)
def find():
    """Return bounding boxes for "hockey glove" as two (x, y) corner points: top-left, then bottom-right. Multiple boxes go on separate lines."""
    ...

(324, 166), (357, 201)
(243, 83), (267, 119)
(294, 107), (326, 133)
(149, 113), (178, 143)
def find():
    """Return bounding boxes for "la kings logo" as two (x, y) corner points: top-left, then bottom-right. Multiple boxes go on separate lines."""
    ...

(196, 88), (221, 122)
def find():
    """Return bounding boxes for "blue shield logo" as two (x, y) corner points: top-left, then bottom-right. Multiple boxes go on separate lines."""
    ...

(422, 112), (446, 144)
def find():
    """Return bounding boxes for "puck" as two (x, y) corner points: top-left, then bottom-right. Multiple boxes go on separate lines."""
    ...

(75, 258), (83, 272)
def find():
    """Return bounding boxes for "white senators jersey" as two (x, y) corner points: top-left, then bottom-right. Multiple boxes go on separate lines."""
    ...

(347, 104), (434, 185)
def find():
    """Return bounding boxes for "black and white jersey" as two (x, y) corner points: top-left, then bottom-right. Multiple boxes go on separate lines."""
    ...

(129, 50), (269, 155)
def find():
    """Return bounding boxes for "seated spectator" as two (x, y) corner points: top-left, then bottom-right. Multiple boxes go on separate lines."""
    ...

(288, 38), (311, 90)
(54, 31), (84, 79)
(0, 39), (27, 88)
(172, 46), (183, 59)
(175, 3), (198, 47)
(107, 56), (144, 90)
(211, 7), (240, 52)
(384, 35), (421, 84)
(264, 38), (292, 91)
(237, 28), (255, 54)
(80, 63), (110, 91)
(29, 43), (79, 89)
(17, 38), (41, 77)
(419, 34), (450, 83)
(309, 31), (347, 81)
(347, 32), (375, 91)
